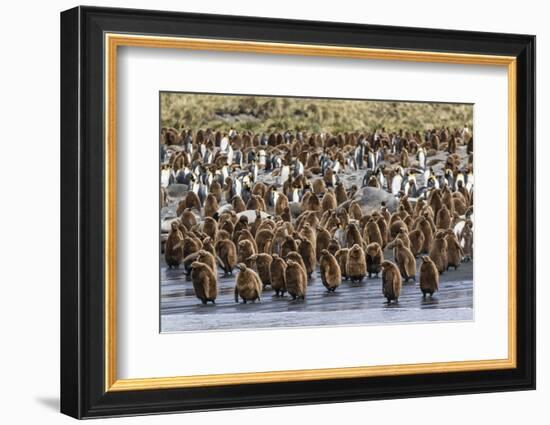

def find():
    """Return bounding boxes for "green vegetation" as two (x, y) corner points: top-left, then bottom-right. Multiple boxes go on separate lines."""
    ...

(161, 92), (473, 134)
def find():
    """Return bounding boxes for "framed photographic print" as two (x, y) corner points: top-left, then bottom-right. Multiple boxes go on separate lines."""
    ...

(60, 6), (536, 419)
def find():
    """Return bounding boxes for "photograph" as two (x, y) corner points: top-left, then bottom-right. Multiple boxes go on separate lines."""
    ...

(159, 92), (474, 332)
(58, 5), (536, 419)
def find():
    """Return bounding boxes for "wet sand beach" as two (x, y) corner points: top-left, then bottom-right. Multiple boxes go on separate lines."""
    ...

(161, 251), (473, 332)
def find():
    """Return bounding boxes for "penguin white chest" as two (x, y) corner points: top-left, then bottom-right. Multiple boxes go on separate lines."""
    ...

(418, 151), (426, 169)
(391, 175), (403, 195)
(291, 189), (299, 203)
(280, 166), (290, 184)
(272, 191), (279, 207)
(161, 169), (171, 188)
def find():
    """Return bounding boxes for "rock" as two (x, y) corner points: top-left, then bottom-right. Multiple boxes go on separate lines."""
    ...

(165, 145), (185, 152)
(165, 183), (189, 199)
(217, 204), (234, 215)
(347, 187), (399, 214)
(160, 216), (178, 234)
(289, 202), (302, 218)
(237, 210), (271, 223)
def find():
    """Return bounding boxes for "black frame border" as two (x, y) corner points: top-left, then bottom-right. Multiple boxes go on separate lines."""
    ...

(60, 6), (535, 419)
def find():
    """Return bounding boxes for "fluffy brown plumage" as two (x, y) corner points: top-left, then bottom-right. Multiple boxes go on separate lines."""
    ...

(365, 242), (384, 278)
(408, 228), (425, 257)
(335, 248), (349, 280)
(270, 254), (287, 296)
(419, 256), (439, 297)
(416, 217), (434, 254)
(321, 190), (337, 213)
(234, 263), (262, 303)
(429, 230), (448, 274)
(204, 193), (219, 218)
(238, 239), (256, 266)
(298, 237), (317, 278)
(215, 239), (237, 275)
(191, 262), (218, 304)
(390, 238), (417, 282)
(285, 260), (307, 300)
(202, 216), (218, 240)
(445, 230), (463, 270)
(346, 244), (367, 283)
(381, 260), (402, 303)
(319, 249), (342, 292)
(248, 253), (273, 288)
(165, 221), (184, 268)
(364, 218), (383, 247)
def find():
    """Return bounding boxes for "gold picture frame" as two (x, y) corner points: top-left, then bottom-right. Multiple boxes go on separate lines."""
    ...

(61, 7), (534, 418)
(104, 33), (517, 392)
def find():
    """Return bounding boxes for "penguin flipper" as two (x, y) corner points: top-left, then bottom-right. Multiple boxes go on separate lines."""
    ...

(215, 255), (225, 269)
(172, 241), (184, 251)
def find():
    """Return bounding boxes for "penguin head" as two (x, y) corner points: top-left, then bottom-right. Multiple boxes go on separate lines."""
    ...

(380, 260), (392, 270)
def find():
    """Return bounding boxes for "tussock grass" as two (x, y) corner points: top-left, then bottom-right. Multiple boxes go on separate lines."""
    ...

(160, 92), (473, 134)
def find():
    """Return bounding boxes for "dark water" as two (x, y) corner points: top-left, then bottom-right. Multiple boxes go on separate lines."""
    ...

(160, 252), (473, 333)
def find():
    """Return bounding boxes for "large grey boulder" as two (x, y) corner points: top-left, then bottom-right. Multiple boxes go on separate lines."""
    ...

(165, 183), (189, 200)
(237, 210), (271, 223)
(346, 187), (399, 214)
(289, 202), (302, 218)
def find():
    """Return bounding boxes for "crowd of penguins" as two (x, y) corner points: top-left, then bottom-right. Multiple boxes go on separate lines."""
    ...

(161, 125), (474, 306)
